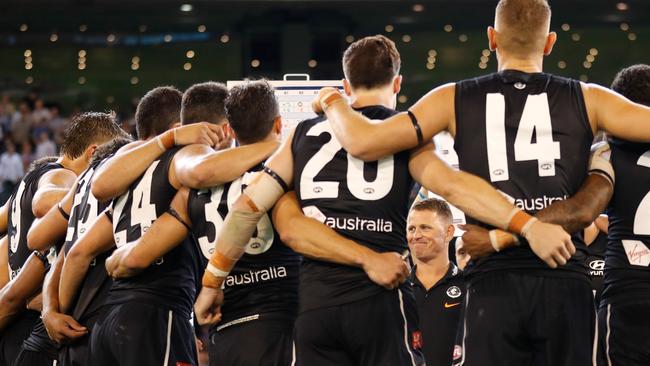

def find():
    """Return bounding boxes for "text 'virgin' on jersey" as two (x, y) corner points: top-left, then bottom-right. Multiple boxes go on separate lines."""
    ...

(107, 147), (197, 318)
(188, 163), (299, 332)
(601, 139), (650, 304)
(292, 105), (414, 312)
(454, 70), (593, 276)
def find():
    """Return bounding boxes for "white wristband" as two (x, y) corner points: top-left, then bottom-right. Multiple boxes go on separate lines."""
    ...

(206, 262), (229, 279)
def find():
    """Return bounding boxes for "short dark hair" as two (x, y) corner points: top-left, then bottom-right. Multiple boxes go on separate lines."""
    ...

(181, 82), (229, 125)
(90, 137), (133, 166)
(135, 86), (182, 139)
(225, 80), (279, 144)
(410, 198), (453, 223)
(611, 64), (650, 107)
(60, 112), (128, 159)
(342, 35), (400, 90)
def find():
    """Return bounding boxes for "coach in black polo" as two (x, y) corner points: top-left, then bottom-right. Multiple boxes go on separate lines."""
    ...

(407, 198), (465, 366)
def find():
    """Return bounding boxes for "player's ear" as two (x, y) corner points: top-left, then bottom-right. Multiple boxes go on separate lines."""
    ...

(171, 121), (181, 128)
(487, 26), (497, 51)
(543, 32), (557, 56)
(224, 123), (236, 141)
(342, 79), (352, 97)
(446, 224), (455, 243)
(393, 75), (402, 95)
(84, 144), (98, 162)
(273, 116), (282, 135)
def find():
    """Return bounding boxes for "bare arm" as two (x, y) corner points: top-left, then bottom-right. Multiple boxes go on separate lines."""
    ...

(583, 82), (650, 142)
(0, 254), (46, 331)
(32, 168), (77, 218)
(0, 200), (9, 234)
(92, 123), (223, 201)
(0, 236), (9, 289)
(315, 84), (456, 161)
(172, 141), (279, 189)
(42, 252), (87, 344)
(106, 189), (190, 278)
(272, 192), (408, 289)
(27, 183), (75, 251)
(59, 212), (114, 313)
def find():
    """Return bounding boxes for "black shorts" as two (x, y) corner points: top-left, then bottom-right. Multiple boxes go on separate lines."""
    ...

(597, 301), (650, 366)
(453, 272), (595, 366)
(12, 347), (55, 366)
(59, 312), (100, 366)
(293, 288), (425, 366)
(208, 318), (293, 366)
(0, 312), (39, 366)
(88, 303), (197, 366)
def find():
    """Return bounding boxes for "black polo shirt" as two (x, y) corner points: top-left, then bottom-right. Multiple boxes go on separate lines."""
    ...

(409, 264), (464, 366)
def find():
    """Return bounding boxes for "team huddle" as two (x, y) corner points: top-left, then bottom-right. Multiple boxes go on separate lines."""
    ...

(1, 0), (650, 365)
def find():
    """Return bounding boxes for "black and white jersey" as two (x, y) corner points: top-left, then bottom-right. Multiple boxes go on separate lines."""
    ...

(601, 139), (650, 304)
(454, 70), (593, 276)
(63, 156), (115, 321)
(6, 161), (63, 280)
(106, 147), (196, 318)
(292, 105), (414, 312)
(188, 163), (299, 333)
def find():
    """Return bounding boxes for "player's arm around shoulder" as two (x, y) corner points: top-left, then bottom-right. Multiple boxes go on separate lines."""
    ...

(32, 168), (77, 218)
(0, 200), (9, 235)
(27, 181), (76, 251)
(0, 252), (47, 331)
(0, 236), (9, 289)
(581, 82), (650, 142)
(106, 188), (192, 279)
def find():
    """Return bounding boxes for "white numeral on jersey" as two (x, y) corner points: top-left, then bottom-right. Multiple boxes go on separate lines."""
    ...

(634, 150), (650, 235)
(9, 181), (26, 253)
(112, 161), (160, 247)
(197, 175), (274, 258)
(301, 122), (395, 200)
(485, 93), (561, 182)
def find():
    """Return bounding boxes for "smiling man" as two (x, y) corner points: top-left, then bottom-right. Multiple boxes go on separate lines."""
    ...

(407, 198), (464, 366)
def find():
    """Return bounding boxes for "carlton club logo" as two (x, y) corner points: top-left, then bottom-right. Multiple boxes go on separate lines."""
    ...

(412, 331), (423, 350)
(446, 286), (462, 299)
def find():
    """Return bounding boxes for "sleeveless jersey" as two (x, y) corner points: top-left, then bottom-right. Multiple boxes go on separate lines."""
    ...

(106, 147), (196, 318)
(7, 161), (63, 280)
(62, 155), (116, 321)
(188, 163), (299, 333)
(292, 105), (414, 312)
(454, 70), (593, 276)
(601, 139), (650, 304)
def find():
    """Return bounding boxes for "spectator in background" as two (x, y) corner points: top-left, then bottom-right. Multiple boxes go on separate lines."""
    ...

(11, 101), (33, 146)
(454, 237), (471, 271)
(32, 98), (52, 140)
(21, 140), (34, 171)
(49, 104), (67, 145)
(0, 139), (24, 204)
(34, 130), (57, 160)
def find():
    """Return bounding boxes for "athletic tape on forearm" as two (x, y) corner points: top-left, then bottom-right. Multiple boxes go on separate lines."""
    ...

(506, 208), (537, 236)
(588, 142), (615, 187)
(321, 91), (345, 112)
(489, 230), (520, 252)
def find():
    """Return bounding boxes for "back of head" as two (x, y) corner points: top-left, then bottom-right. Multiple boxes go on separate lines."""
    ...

(225, 80), (279, 145)
(60, 111), (129, 159)
(342, 35), (400, 90)
(135, 86), (182, 139)
(495, 0), (551, 57)
(91, 137), (133, 166)
(611, 64), (650, 107)
(181, 82), (229, 125)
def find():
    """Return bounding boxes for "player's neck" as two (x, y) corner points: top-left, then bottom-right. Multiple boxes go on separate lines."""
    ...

(349, 88), (396, 110)
(496, 53), (544, 73)
(58, 155), (88, 175)
(415, 255), (450, 290)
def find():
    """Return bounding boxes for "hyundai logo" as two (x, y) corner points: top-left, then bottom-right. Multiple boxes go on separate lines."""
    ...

(589, 260), (605, 271)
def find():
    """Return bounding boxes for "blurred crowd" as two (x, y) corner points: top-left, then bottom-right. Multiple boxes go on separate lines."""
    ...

(0, 93), (135, 204)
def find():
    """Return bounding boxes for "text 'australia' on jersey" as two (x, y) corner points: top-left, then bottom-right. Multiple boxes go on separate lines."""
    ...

(454, 70), (593, 276)
(292, 105), (414, 312)
(7, 161), (63, 280)
(63, 156), (114, 321)
(188, 163), (299, 331)
(107, 147), (197, 318)
(601, 139), (650, 304)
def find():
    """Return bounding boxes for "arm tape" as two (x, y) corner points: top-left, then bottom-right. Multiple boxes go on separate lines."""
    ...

(167, 207), (191, 231)
(57, 203), (70, 221)
(406, 110), (424, 145)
